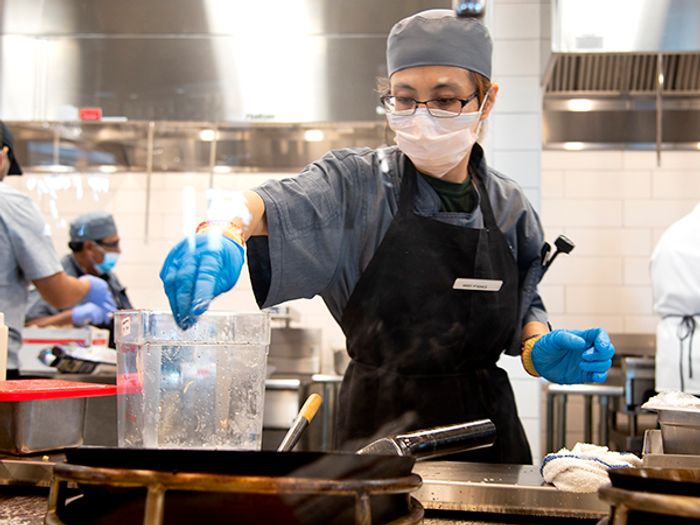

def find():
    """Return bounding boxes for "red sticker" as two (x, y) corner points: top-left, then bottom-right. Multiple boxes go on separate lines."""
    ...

(79, 107), (103, 121)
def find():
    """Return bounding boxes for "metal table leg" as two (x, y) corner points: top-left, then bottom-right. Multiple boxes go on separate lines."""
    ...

(629, 413), (638, 437)
(556, 393), (568, 450)
(546, 391), (555, 453)
(584, 395), (593, 443)
(599, 395), (611, 447)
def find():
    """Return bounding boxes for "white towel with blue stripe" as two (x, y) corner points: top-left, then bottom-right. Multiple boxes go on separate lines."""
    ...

(541, 442), (642, 493)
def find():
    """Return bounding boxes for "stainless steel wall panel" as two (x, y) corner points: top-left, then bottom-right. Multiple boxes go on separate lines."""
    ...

(552, 0), (700, 53)
(2, 120), (388, 172)
(3, 35), (388, 122)
(1, 0), (448, 36)
(542, 108), (700, 145)
(0, 0), (448, 122)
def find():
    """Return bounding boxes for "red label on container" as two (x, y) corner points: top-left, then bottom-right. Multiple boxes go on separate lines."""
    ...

(79, 107), (103, 121)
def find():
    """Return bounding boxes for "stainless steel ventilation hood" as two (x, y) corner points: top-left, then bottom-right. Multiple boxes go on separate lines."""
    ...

(0, 0), (450, 171)
(0, 0), (446, 123)
(543, 0), (700, 152)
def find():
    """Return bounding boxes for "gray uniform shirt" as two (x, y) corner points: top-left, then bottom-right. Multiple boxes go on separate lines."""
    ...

(250, 145), (548, 356)
(0, 183), (63, 369)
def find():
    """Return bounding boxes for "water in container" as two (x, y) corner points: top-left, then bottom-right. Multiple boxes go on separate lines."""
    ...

(114, 310), (270, 450)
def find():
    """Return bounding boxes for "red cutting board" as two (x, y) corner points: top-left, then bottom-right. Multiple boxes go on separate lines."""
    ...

(0, 379), (117, 401)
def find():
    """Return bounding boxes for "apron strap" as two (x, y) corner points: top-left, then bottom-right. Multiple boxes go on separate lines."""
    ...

(677, 315), (698, 390)
(398, 155), (418, 215)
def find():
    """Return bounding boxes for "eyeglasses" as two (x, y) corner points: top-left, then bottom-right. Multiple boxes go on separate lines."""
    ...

(380, 92), (479, 118)
(96, 239), (120, 249)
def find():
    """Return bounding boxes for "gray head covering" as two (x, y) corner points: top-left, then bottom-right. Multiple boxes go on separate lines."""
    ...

(69, 212), (117, 242)
(386, 9), (492, 79)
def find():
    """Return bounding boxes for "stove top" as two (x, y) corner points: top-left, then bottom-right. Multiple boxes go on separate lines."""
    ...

(412, 461), (609, 520)
(0, 453), (61, 487)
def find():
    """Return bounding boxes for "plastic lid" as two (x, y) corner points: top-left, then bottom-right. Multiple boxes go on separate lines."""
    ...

(0, 379), (117, 401)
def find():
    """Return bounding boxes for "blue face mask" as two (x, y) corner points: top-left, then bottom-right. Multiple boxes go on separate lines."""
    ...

(95, 252), (119, 274)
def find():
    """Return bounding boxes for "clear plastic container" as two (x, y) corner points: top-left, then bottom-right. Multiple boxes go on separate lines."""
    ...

(114, 310), (270, 450)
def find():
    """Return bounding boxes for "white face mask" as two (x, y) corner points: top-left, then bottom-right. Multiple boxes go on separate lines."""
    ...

(387, 95), (488, 178)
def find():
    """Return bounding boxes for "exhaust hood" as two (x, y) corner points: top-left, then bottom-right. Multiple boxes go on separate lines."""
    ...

(543, 0), (700, 152)
(0, 0), (448, 124)
(0, 0), (450, 172)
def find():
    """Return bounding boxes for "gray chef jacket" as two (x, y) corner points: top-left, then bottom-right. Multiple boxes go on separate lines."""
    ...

(248, 144), (548, 356)
(0, 183), (63, 369)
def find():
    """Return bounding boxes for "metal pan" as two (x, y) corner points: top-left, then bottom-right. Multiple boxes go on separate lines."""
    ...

(64, 447), (415, 481)
(608, 467), (700, 497)
(63, 418), (496, 477)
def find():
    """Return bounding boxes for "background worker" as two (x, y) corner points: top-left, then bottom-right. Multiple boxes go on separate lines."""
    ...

(650, 203), (700, 394)
(0, 121), (116, 378)
(26, 212), (132, 348)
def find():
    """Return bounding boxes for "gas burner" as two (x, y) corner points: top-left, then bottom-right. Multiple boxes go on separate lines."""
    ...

(46, 462), (423, 525)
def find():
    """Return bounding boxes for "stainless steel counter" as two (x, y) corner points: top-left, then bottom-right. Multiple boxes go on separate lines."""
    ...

(0, 454), (59, 487)
(414, 461), (608, 520)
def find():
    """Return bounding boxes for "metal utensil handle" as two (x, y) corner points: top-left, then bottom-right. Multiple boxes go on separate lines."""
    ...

(394, 419), (496, 460)
(277, 393), (323, 452)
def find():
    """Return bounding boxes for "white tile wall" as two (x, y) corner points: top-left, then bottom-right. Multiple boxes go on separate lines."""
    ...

(492, 151), (541, 187)
(492, 40), (542, 76)
(492, 114), (542, 151)
(491, 3), (541, 39)
(540, 150), (700, 335)
(494, 76), (542, 113)
(542, 199), (624, 227)
(560, 228), (651, 257)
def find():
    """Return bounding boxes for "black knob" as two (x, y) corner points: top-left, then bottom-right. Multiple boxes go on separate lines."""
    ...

(454, 0), (487, 18)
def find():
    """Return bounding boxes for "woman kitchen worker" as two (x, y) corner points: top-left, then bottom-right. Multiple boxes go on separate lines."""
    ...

(160, 10), (615, 463)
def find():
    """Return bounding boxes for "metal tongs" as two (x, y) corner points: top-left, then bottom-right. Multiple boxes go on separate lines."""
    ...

(541, 234), (575, 274)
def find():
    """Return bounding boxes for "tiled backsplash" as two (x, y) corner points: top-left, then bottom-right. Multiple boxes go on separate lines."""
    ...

(540, 149), (700, 334)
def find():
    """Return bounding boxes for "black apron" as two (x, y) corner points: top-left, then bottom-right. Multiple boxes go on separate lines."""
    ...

(337, 157), (532, 464)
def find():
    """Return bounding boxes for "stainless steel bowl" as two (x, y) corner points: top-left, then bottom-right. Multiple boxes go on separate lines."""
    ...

(658, 408), (700, 454)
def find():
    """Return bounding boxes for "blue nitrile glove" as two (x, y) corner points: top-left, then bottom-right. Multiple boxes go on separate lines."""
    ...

(531, 328), (615, 384)
(79, 275), (117, 313)
(159, 232), (245, 330)
(71, 302), (111, 326)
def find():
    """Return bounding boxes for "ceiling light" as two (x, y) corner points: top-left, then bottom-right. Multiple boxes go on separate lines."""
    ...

(563, 142), (585, 151)
(304, 129), (325, 142)
(199, 129), (219, 142)
(566, 99), (594, 112)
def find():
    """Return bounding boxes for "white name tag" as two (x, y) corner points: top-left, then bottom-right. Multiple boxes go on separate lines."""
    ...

(453, 278), (503, 292)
